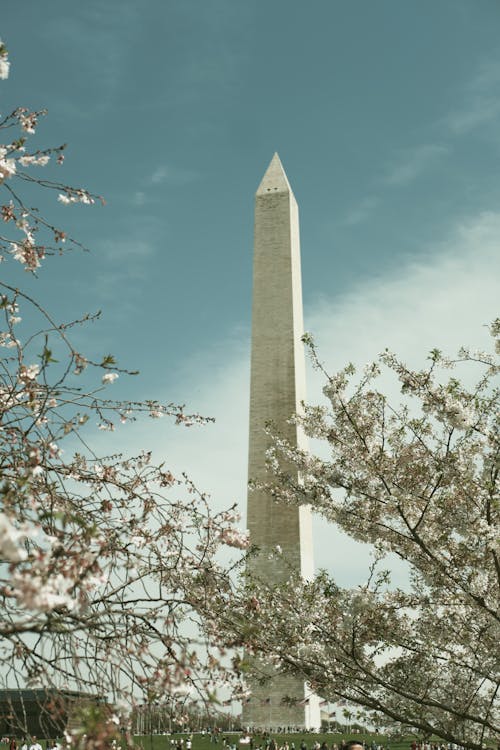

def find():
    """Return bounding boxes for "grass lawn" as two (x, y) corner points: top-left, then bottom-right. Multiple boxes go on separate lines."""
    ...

(132, 733), (410, 750)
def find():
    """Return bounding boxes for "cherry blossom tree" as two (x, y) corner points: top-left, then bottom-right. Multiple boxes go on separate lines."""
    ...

(0, 40), (247, 743)
(218, 325), (499, 750)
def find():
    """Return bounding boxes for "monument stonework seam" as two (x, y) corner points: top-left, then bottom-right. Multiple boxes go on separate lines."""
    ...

(243, 154), (321, 729)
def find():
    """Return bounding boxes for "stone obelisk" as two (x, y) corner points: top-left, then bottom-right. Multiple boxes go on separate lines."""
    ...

(243, 154), (320, 730)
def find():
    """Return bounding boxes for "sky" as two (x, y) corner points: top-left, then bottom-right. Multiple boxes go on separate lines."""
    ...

(2, 0), (500, 587)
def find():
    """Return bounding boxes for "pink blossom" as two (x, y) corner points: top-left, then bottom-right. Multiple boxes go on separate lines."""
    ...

(219, 527), (250, 549)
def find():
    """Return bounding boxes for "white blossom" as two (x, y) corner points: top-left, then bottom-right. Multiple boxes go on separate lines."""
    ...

(19, 154), (50, 167)
(19, 363), (40, 381)
(219, 527), (249, 549)
(0, 157), (16, 182)
(443, 397), (475, 430)
(12, 571), (78, 612)
(19, 116), (36, 134)
(0, 58), (9, 80)
(58, 190), (95, 205)
(0, 513), (28, 562)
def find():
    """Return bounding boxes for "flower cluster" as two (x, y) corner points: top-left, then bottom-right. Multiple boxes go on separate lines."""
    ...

(0, 101), (101, 272)
(0, 513), (28, 562)
(221, 328), (500, 750)
(0, 42), (246, 746)
(0, 40), (10, 79)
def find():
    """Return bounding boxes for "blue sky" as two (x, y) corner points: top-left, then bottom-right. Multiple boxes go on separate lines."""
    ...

(2, 1), (500, 584)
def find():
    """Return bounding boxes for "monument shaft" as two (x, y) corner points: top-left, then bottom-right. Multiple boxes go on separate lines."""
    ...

(243, 154), (319, 729)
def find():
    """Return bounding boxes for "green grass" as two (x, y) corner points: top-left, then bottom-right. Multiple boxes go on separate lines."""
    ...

(132, 732), (411, 750)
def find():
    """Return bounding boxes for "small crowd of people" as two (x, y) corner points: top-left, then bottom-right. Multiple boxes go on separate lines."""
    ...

(410, 743), (467, 750)
(1, 737), (59, 750)
(226, 739), (387, 750)
(170, 738), (193, 750)
(1, 735), (61, 750)
(237, 739), (385, 750)
(1, 732), (475, 750)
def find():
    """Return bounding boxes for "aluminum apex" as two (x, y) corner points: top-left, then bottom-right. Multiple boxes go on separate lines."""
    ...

(256, 152), (294, 196)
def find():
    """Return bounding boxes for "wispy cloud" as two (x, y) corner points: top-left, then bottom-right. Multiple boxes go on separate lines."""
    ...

(92, 229), (160, 312)
(99, 237), (156, 261)
(445, 59), (500, 135)
(343, 196), (379, 226)
(305, 209), (499, 581)
(448, 98), (500, 135)
(128, 164), (201, 207)
(40, 3), (140, 112)
(171, 1), (254, 102)
(307, 211), (499, 394)
(382, 144), (449, 186)
(90, 208), (500, 589)
(148, 164), (200, 186)
(342, 143), (448, 227)
(133, 191), (146, 206)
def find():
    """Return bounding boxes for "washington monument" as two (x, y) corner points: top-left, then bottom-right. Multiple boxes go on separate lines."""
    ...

(243, 154), (320, 729)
